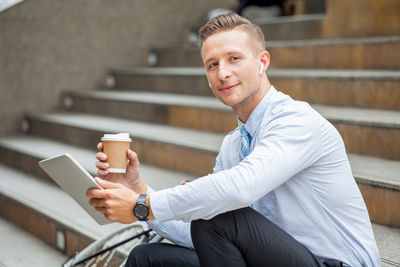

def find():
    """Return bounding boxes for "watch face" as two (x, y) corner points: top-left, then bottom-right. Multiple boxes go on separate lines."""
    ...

(134, 204), (148, 219)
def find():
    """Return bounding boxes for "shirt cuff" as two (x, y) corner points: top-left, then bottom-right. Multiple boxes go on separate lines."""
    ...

(146, 185), (155, 194)
(149, 188), (175, 222)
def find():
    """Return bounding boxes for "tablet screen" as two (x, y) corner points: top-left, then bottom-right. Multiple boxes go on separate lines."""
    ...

(39, 153), (112, 225)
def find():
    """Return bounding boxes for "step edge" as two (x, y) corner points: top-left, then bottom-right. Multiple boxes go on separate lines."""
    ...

(25, 113), (223, 153)
(110, 67), (400, 80)
(64, 90), (230, 111)
(0, 133), (197, 183)
(0, 164), (111, 242)
(1, 135), (398, 192)
(355, 176), (400, 191)
(0, 217), (68, 264)
(348, 153), (400, 190)
(253, 13), (326, 25)
(153, 36), (400, 51)
(311, 105), (400, 129)
(28, 109), (400, 156)
(62, 92), (400, 129)
(267, 35), (400, 48)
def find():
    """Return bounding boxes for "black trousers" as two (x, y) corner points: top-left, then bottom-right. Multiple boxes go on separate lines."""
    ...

(126, 208), (342, 267)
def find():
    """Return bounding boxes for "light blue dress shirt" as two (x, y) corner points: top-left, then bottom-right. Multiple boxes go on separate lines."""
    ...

(147, 86), (381, 267)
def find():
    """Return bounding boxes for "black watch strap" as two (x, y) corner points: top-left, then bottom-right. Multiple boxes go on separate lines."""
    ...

(137, 194), (146, 205)
(133, 194), (149, 221)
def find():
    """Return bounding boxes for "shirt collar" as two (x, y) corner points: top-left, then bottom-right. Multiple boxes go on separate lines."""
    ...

(237, 85), (277, 138)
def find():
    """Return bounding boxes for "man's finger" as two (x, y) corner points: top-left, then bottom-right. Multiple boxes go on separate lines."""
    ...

(95, 177), (122, 189)
(89, 197), (105, 207)
(87, 188), (106, 198)
(96, 161), (109, 170)
(94, 206), (107, 214)
(96, 152), (107, 162)
(97, 142), (103, 152)
(127, 149), (139, 168)
(97, 170), (108, 177)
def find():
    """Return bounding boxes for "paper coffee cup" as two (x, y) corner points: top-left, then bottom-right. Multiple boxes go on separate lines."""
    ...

(101, 133), (132, 173)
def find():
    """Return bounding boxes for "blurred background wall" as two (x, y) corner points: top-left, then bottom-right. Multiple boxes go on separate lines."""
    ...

(0, 0), (237, 134)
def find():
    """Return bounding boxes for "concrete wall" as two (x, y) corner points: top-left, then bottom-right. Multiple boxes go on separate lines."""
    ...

(0, 0), (235, 134)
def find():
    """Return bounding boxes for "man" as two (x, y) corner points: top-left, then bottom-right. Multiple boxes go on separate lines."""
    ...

(88, 13), (381, 266)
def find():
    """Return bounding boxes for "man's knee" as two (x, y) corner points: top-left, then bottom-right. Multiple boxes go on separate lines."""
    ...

(191, 218), (209, 232)
(190, 218), (211, 244)
(126, 242), (200, 267)
(190, 211), (230, 235)
(125, 243), (158, 267)
(190, 208), (249, 243)
(191, 208), (252, 230)
(191, 208), (275, 247)
(126, 243), (152, 267)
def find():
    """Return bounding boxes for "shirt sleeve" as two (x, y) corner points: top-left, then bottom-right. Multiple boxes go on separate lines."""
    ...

(150, 105), (322, 222)
(144, 135), (229, 248)
(145, 186), (194, 248)
(212, 150), (224, 173)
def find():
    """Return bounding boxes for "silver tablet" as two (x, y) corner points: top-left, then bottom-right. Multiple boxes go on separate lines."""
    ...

(39, 153), (112, 225)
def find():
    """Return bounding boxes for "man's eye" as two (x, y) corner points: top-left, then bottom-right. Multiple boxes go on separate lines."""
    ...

(208, 63), (217, 69)
(231, 56), (240, 62)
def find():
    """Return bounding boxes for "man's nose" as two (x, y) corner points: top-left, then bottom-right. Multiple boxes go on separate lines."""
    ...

(217, 64), (232, 80)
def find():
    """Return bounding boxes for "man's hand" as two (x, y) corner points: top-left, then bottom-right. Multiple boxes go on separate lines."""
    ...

(87, 177), (138, 224)
(96, 142), (147, 193)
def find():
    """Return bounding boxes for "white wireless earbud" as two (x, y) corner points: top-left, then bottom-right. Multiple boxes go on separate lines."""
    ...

(207, 78), (212, 88)
(259, 62), (264, 75)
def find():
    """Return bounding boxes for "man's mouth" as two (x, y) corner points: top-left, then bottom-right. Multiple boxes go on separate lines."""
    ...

(219, 83), (239, 93)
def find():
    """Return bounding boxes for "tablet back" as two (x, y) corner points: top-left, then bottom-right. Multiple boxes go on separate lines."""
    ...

(39, 153), (112, 225)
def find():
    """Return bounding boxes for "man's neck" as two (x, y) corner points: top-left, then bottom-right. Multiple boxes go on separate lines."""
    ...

(235, 80), (271, 123)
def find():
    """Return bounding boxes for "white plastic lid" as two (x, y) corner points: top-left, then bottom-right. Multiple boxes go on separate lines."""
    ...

(101, 133), (132, 142)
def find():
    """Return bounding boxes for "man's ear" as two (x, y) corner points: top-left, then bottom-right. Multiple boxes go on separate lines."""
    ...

(259, 51), (270, 73)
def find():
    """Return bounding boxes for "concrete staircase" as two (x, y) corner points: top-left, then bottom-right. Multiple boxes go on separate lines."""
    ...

(0, 216), (66, 266)
(1, 1), (399, 266)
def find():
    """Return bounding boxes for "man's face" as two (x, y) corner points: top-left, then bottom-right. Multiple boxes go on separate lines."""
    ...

(201, 29), (264, 112)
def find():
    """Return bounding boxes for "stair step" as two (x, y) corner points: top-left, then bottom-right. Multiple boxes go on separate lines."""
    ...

(247, 1), (399, 41)
(63, 90), (235, 133)
(112, 67), (400, 79)
(23, 113), (222, 176)
(9, 111), (400, 225)
(6, 114), (400, 186)
(0, 134), (195, 188)
(0, 136), (194, 256)
(348, 154), (400, 227)
(0, 162), (126, 257)
(312, 105), (400, 160)
(322, 0), (400, 40)
(0, 133), (398, 232)
(109, 67), (400, 110)
(64, 90), (400, 129)
(0, 164), (399, 266)
(186, 14), (326, 43)
(372, 224), (400, 267)
(255, 13), (325, 40)
(151, 36), (400, 70)
(0, 217), (67, 266)
(61, 91), (400, 160)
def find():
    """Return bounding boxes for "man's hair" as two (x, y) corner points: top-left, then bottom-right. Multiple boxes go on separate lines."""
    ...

(198, 13), (265, 54)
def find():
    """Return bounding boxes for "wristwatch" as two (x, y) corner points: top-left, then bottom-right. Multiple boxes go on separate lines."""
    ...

(133, 194), (149, 221)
